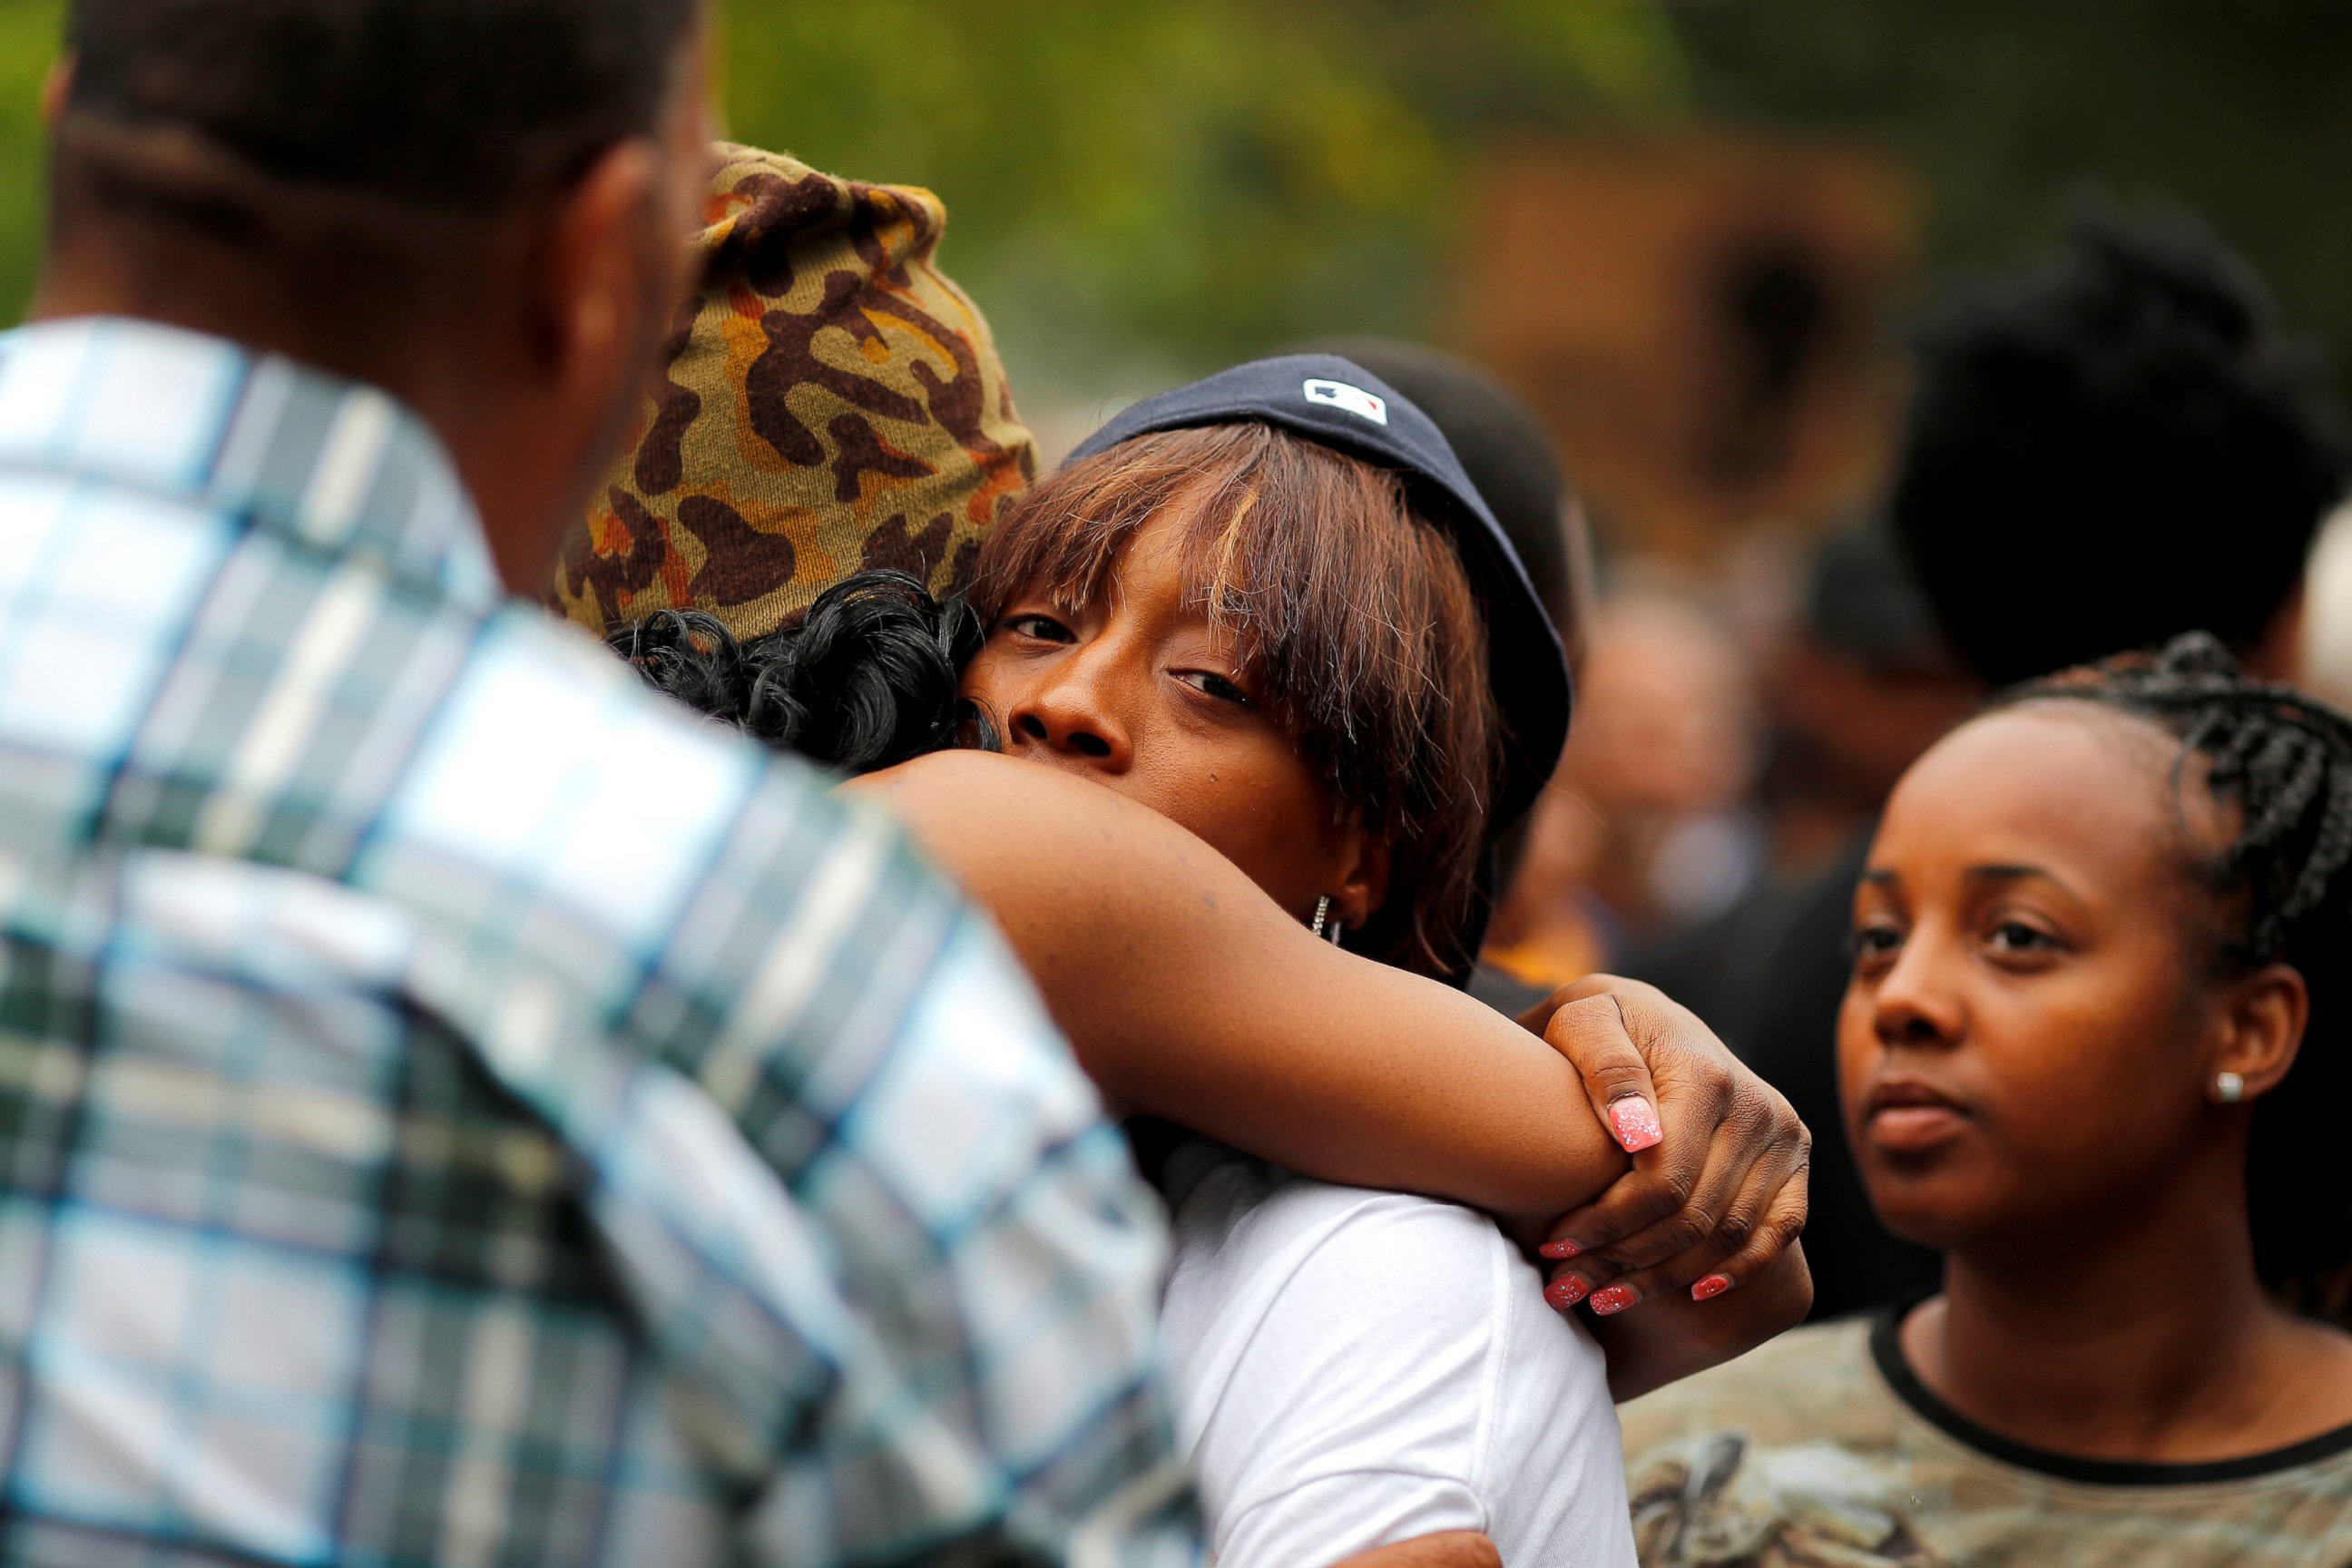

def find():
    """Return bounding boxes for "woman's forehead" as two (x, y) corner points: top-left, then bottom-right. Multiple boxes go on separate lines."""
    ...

(1880, 705), (2200, 887)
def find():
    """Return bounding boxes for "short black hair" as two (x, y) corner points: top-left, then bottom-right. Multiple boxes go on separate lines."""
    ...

(1803, 519), (1951, 677)
(64, 0), (699, 209)
(1890, 211), (2352, 687)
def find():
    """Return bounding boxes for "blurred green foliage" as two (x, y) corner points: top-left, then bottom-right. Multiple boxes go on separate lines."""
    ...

(715, 0), (1688, 387)
(0, 1), (58, 321)
(4, 0), (2351, 393)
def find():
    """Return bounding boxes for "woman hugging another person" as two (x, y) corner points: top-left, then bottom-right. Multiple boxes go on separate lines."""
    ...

(565, 146), (1816, 1567)
(629, 351), (1816, 1563)
(953, 361), (1642, 1564)
(1621, 633), (2352, 1566)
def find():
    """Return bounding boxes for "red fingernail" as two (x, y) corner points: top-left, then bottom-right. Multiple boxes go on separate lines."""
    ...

(1610, 1096), (1663, 1152)
(1545, 1276), (1590, 1310)
(1539, 1240), (1582, 1260)
(1691, 1274), (1733, 1302)
(1589, 1285), (1639, 1315)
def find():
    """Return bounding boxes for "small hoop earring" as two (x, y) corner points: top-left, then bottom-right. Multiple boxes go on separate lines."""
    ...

(1310, 895), (1345, 946)
(2215, 1071), (2247, 1104)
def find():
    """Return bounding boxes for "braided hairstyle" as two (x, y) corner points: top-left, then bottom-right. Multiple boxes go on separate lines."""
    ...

(611, 570), (995, 775)
(1997, 632), (2352, 1313)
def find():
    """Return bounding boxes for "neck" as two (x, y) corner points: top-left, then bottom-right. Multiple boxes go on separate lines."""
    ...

(33, 211), (567, 593)
(1915, 1150), (2291, 1460)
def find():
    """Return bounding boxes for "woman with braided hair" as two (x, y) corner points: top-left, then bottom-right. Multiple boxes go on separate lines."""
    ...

(1618, 632), (2352, 1566)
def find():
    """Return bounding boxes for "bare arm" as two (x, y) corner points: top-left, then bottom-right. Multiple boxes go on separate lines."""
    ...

(850, 750), (1625, 1227)
(1332, 1534), (1503, 1568)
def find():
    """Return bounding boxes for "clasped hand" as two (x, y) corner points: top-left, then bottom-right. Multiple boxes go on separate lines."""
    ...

(1516, 975), (1813, 1322)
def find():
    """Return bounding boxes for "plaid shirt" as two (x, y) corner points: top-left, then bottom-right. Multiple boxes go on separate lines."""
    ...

(0, 318), (1199, 1568)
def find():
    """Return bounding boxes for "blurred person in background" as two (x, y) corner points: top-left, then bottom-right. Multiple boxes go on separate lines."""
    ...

(1890, 210), (2349, 691)
(1625, 209), (2352, 1326)
(1752, 523), (1981, 877)
(0, 2), (1204, 1563)
(2299, 501), (2352, 712)
(1485, 591), (1764, 992)
(1630, 524), (1975, 1321)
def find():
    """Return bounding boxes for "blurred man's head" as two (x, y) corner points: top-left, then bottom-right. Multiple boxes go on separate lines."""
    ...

(39, 0), (713, 588)
(1890, 211), (2352, 687)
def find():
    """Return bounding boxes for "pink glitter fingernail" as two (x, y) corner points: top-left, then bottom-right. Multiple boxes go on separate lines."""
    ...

(1545, 1276), (1590, 1310)
(1589, 1285), (1640, 1315)
(1691, 1274), (1734, 1302)
(1610, 1096), (1663, 1152)
(1539, 1240), (1582, 1260)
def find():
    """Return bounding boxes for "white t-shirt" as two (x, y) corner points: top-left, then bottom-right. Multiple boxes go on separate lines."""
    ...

(1159, 1144), (1639, 1568)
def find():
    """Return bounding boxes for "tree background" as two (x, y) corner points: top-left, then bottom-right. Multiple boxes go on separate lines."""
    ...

(2, 0), (2347, 397)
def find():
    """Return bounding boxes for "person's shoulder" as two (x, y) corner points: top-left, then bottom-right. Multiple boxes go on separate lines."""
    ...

(369, 602), (984, 1058)
(1184, 1173), (1517, 1298)
(1166, 1173), (1556, 1415)
(1624, 1312), (1873, 1411)
(1619, 1314), (1878, 1458)
(1168, 1174), (1627, 1567)
(389, 602), (942, 935)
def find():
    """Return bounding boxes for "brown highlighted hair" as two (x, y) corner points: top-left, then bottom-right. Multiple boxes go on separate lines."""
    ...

(972, 421), (1502, 977)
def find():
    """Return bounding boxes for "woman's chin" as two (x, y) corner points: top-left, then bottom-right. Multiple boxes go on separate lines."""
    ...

(1857, 1163), (1985, 1256)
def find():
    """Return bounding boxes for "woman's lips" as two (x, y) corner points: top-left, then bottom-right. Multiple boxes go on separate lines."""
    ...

(1862, 1078), (1972, 1154)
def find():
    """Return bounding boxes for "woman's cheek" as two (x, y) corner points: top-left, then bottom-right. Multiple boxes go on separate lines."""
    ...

(1972, 972), (2180, 1157)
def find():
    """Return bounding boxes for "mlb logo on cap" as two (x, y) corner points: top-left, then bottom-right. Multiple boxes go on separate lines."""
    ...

(1302, 378), (1388, 426)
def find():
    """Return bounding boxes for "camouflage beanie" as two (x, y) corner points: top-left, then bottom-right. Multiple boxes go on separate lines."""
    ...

(546, 142), (1036, 640)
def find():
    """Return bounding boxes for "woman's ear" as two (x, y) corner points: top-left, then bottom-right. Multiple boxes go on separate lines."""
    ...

(42, 58), (73, 127)
(1331, 829), (1392, 931)
(2210, 962), (2308, 1102)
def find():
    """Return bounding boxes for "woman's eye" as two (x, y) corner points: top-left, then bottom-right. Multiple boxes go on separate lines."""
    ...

(1003, 612), (1072, 642)
(1848, 924), (1904, 966)
(1986, 920), (2059, 955)
(1175, 671), (1252, 706)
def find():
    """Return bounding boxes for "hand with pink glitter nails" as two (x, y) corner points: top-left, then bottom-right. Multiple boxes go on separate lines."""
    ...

(1514, 974), (1816, 1400)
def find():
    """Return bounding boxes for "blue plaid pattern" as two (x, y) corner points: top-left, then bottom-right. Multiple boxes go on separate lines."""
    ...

(0, 318), (1199, 1568)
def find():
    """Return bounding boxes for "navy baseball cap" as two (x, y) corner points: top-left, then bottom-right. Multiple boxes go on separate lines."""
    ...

(1070, 354), (1574, 833)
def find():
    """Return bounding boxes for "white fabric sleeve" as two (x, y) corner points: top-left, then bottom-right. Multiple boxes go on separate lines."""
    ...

(1165, 1169), (1635, 1568)
(1171, 1187), (1510, 1568)
(1217, 1471), (1485, 1568)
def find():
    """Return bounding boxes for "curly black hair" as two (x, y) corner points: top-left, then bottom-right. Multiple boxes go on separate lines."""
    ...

(1892, 211), (2352, 688)
(2000, 632), (2352, 1311)
(610, 570), (994, 775)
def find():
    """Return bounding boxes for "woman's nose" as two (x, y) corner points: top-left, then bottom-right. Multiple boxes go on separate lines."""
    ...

(1872, 935), (1965, 1050)
(1008, 655), (1132, 769)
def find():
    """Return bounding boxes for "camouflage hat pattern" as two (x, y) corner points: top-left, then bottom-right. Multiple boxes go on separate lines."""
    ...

(547, 142), (1037, 640)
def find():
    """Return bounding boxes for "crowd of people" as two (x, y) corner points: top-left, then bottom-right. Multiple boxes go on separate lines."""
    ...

(5, 2), (2352, 1565)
